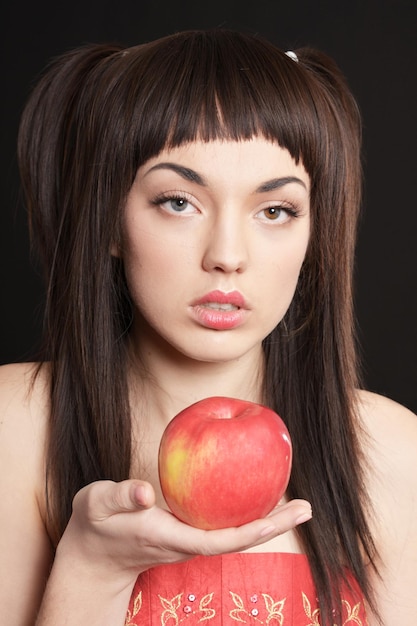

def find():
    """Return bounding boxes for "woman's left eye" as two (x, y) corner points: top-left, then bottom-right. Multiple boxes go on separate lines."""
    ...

(257, 205), (297, 224)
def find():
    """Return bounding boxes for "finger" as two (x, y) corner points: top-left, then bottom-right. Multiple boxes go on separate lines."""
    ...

(262, 499), (312, 532)
(74, 480), (156, 521)
(166, 499), (312, 557)
(130, 481), (156, 510)
(217, 499), (312, 553)
(106, 480), (157, 515)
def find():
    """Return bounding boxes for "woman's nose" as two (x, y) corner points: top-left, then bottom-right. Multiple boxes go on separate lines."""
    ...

(201, 213), (248, 273)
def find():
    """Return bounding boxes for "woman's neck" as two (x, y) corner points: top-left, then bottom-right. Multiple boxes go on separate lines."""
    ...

(126, 331), (265, 429)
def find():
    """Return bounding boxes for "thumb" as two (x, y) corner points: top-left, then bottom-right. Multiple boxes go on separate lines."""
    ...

(106, 480), (156, 515)
(130, 480), (156, 510)
(74, 479), (156, 521)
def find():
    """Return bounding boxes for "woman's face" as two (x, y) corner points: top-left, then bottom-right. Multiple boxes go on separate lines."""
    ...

(118, 138), (310, 364)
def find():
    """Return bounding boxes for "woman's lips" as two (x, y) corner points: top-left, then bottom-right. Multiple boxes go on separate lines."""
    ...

(190, 290), (248, 330)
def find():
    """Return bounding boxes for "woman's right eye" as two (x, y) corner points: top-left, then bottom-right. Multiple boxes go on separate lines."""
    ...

(165, 197), (190, 212)
(152, 194), (198, 215)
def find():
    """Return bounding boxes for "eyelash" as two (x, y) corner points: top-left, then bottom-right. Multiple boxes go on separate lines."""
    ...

(258, 205), (300, 223)
(151, 192), (197, 214)
(151, 192), (301, 223)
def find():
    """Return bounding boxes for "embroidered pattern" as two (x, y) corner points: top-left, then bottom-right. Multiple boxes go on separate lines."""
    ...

(302, 592), (365, 626)
(124, 588), (367, 625)
(229, 591), (286, 624)
(125, 590), (142, 626)
(158, 592), (216, 624)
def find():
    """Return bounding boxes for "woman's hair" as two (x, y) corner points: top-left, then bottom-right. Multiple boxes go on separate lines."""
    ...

(18, 29), (378, 624)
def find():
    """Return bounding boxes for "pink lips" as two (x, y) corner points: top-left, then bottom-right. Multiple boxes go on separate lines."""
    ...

(190, 290), (248, 330)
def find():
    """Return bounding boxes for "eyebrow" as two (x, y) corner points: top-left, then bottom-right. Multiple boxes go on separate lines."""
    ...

(255, 176), (307, 192)
(145, 162), (307, 192)
(145, 163), (207, 185)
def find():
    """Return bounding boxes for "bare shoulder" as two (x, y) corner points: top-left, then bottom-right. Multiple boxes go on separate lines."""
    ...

(357, 387), (417, 430)
(356, 390), (417, 624)
(357, 388), (417, 519)
(0, 360), (51, 517)
(357, 389), (417, 482)
(0, 360), (49, 401)
(0, 361), (51, 519)
(0, 362), (53, 624)
(0, 361), (49, 459)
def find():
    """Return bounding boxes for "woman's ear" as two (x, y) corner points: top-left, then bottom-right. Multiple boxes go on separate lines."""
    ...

(110, 241), (122, 258)
(111, 219), (125, 258)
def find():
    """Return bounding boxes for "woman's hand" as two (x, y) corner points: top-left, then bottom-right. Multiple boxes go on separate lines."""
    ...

(60, 478), (311, 582)
(37, 479), (311, 625)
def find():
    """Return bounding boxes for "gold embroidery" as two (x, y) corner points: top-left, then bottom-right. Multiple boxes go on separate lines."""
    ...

(158, 591), (216, 624)
(124, 585), (366, 625)
(229, 590), (285, 624)
(198, 593), (216, 621)
(262, 593), (286, 624)
(302, 592), (365, 626)
(125, 590), (142, 625)
(229, 591), (246, 622)
(302, 592), (321, 626)
(159, 593), (182, 625)
(339, 599), (365, 626)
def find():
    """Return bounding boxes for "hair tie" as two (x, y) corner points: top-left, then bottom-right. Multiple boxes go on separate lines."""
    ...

(285, 50), (299, 63)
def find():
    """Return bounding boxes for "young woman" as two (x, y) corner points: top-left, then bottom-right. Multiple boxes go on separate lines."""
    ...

(0, 29), (416, 626)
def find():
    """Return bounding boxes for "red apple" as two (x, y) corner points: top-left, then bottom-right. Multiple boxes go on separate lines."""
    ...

(158, 396), (292, 530)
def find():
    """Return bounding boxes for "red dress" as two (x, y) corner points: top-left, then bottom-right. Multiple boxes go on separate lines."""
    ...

(125, 552), (368, 625)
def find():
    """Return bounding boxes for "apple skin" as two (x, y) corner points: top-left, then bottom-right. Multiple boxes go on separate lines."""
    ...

(158, 396), (292, 530)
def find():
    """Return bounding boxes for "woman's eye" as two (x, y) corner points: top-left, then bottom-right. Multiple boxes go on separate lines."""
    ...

(155, 195), (198, 215)
(258, 206), (296, 224)
(166, 197), (189, 212)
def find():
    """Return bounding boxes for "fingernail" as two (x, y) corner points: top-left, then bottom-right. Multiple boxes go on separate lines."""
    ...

(134, 484), (146, 504)
(295, 511), (312, 525)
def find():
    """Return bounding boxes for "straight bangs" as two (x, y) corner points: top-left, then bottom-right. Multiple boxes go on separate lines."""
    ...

(95, 30), (330, 186)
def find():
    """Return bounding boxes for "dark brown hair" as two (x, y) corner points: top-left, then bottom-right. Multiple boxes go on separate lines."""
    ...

(18, 29), (378, 624)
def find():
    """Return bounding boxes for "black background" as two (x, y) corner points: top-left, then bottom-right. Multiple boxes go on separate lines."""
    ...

(1, 1), (416, 413)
